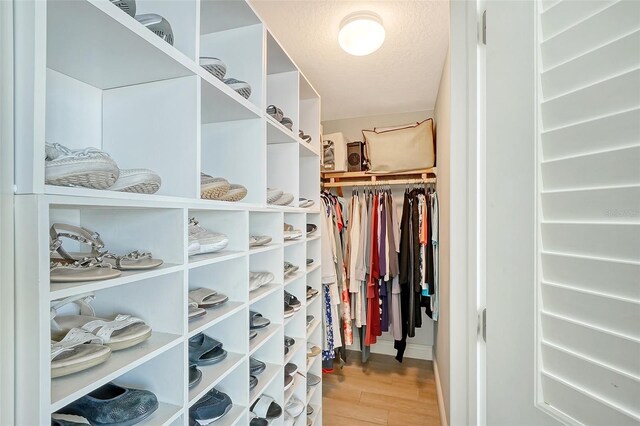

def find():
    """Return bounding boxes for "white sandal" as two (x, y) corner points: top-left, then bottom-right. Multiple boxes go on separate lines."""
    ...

(189, 288), (228, 308)
(50, 223), (163, 270)
(51, 293), (152, 351)
(49, 238), (121, 283)
(51, 328), (111, 378)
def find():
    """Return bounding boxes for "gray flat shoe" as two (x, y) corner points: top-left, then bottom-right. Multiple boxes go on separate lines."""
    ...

(55, 382), (158, 426)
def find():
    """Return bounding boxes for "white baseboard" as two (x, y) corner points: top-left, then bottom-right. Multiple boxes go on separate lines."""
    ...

(433, 358), (448, 426)
(347, 341), (433, 360)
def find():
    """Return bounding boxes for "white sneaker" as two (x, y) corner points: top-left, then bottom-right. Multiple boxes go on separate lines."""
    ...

(188, 218), (229, 256)
(109, 168), (161, 194)
(45, 142), (119, 190)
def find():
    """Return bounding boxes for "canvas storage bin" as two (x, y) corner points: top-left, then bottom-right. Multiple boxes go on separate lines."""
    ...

(362, 118), (435, 173)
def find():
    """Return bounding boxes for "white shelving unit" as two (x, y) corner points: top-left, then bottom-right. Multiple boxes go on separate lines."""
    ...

(13, 0), (321, 424)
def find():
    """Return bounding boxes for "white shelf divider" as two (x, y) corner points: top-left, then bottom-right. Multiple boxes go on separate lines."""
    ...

(12, 0), (322, 424)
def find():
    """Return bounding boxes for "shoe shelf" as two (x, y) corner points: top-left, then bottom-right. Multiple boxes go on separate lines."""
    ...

(13, 0), (322, 424)
(250, 324), (282, 356)
(189, 352), (246, 406)
(188, 302), (245, 338)
(250, 283), (282, 304)
(285, 337), (305, 365)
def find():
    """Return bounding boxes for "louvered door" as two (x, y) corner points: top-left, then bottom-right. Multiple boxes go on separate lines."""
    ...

(538, 1), (640, 424)
(485, 1), (639, 425)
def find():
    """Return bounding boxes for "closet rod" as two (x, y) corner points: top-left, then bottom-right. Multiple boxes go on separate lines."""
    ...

(322, 178), (436, 188)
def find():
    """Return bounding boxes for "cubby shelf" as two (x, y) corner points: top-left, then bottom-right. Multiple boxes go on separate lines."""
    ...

(188, 302), (246, 337)
(250, 363), (282, 405)
(51, 332), (182, 411)
(249, 283), (282, 304)
(307, 319), (321, 339)
(188, 352), (246, 406)
(49, 263), (184, 300)
(14, 0), (321, 424)
(250, 324), (282, 356)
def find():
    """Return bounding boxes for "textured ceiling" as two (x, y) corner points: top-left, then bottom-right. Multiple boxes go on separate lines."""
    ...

(250, 0), (449, 121)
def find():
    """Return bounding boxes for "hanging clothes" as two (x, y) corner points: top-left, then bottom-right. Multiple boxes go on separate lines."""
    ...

(320, 183), (439, 364)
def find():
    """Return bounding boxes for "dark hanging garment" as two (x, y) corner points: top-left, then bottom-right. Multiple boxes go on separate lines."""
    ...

(395, 191), (411, 361)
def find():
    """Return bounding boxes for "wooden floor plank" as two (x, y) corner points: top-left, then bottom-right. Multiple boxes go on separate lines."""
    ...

(322, 350), (441, 425)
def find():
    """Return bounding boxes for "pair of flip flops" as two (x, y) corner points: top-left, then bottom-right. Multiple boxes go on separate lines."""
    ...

(299, 198), (314, 208)
(251, 395), (282, 422)
(284, 362), (298, 391)
(250, 311), (271, 330)
(284, 262), (299, 277)
(283, 223), (303, 240)
(284, 291), (301, 311)
(188, 288), (229, 320)
(189, 333), (228, 366)
(306, 286), (319, 300)
(307, 224), (318, 235)
(285, 395), (305, 424)
(250, 235), (272, 247)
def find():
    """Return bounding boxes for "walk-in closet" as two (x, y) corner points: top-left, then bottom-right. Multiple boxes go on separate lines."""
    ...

(8, 1), (633, 426)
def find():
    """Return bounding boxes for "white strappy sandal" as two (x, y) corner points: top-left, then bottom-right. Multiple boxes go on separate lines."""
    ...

(49, 238), (121, 283)
(51, 328), (111, 378)
(50, 223), (163, 271)
(51, 293), (152, 351)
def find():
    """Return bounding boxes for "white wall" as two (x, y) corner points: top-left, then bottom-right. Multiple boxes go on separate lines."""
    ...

(322, 110), (437, 360)
(433, 47), (451, 425)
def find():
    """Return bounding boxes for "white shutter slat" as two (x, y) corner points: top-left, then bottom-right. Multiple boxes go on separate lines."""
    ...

(542, 343), (640, 414)
(541, 69), (640, 130)
(539, 2), (640, 422)
(540, 0), (615, 41)
(541, 108), (640, 161)
(541, 373), (640, 426)
(541, 186), (640, 223)
(541, 252), (640, 300)
(542, 282), (640, 338)
(541, 31), (640, 100)
(541, 222), (640, 262)
(542, 312), (640, 376)
(541, 146), (640, 190)
(541, 1), (640, 70)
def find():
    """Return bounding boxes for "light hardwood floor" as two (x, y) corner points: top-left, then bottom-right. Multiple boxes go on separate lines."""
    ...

(322, 350), (441, 425)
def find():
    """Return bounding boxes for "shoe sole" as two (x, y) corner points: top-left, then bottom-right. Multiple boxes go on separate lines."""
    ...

(194, 403), (233, 425)
(51, 348), (111, 378)
(113, 181), (161, 194)
(201, 183), (231, 200)
(107, 328), (152, 351)
(46, 171), (118, 190)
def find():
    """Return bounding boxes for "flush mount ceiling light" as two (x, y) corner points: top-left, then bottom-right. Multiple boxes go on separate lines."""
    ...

(338, 12), (385, 56)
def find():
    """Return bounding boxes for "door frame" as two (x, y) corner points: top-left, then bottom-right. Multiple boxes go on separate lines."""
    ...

(0, 0), (15, 423)
(445, 1), (482, 425)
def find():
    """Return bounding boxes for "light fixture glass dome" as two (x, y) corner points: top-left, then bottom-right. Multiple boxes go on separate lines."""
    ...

(338, 12), (385, 56)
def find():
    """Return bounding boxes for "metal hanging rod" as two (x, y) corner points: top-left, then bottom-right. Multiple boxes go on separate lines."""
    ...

(322, 177), (436, 188)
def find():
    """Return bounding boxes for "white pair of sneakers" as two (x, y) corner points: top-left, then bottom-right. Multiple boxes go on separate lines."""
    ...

(188, 218), (229, 256)
(45, 142), (161, 194)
